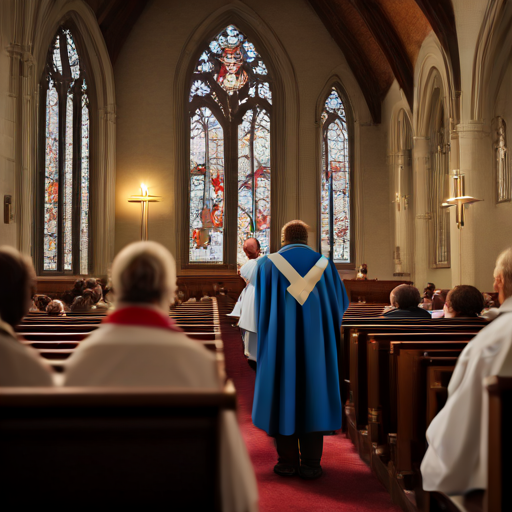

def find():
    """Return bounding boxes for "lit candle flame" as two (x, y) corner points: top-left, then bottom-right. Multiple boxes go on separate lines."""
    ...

(141, 183), (148, 196)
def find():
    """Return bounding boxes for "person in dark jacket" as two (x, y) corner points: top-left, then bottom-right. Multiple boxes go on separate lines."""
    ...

(383, 284), (431, 318)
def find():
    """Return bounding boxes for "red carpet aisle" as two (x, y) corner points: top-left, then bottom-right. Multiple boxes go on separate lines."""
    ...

(218, 304), (400, 512)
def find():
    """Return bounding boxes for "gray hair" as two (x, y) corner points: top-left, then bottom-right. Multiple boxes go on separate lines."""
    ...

(494, 247), (512, 298)
(112, 241), (177, 311)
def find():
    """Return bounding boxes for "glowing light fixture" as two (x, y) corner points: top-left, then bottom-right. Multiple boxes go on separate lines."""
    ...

(128, 183), (161, 240)
(442, 172), (482, 229)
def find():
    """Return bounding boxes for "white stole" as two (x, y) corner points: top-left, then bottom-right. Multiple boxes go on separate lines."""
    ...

(268, 253), (329, 306)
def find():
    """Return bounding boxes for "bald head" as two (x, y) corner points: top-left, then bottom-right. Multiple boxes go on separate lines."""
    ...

(243, 238), (260, 260)
(281, 220), (309, 246)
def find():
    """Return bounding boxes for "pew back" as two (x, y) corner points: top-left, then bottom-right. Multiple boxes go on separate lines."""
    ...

(0, 386), (235, 509)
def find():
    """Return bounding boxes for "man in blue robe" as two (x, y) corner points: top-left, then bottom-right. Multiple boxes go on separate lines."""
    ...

(252, 220), (349, 479)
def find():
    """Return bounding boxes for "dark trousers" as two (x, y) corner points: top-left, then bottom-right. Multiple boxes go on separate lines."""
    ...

(275, 432), (324, 468)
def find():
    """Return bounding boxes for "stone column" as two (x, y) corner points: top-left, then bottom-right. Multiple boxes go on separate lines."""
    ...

(454, 122), (492, 287)
(412, 136), (430, 287)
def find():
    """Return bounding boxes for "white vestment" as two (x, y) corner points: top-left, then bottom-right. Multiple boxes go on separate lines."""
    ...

(64, 316), (258, 512)
(236, 259), (259, 361)
(0, 317), (54, 386)
(421, 296), (512, 494)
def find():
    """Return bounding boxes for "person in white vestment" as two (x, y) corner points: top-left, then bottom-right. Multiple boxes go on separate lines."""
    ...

(421, 247), (512, 495)
(63, 241), (258, 512)
(0, 246), (54, 386)
(238, 238), (260, 364)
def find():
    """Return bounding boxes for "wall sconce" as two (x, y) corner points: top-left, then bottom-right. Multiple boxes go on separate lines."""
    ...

(442, 172), (482, 229)
(128, 183), (161, 241)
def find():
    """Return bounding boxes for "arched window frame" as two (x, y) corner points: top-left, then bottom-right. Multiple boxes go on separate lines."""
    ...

(179, 18), (288, 271)
(36, 23), (94, 275)
(427, 81), (451, 269)
(187, 25), (273, 267)
(318, 82), (355, 268)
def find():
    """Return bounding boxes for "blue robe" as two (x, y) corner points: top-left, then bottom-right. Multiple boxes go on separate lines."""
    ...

(252, 243), (349, 436)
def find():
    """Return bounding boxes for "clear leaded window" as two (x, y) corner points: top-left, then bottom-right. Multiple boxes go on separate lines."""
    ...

(189, 25), (271, 265)
(40, 27), (90, 274)
(320, 88), (351, 263)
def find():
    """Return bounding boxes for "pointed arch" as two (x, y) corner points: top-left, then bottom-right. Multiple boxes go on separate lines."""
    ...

(17, 1), (115, 275)
(418, 66), (451, 268)
(173, 3), (299, 270)
(389, 106), (413, 276)
(316, 78), (355, 266)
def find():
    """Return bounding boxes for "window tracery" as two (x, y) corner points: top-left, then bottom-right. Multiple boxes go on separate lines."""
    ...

(189, 25), (272, 265)
(320, 88), (351, 263)
(40, 27), (90, 274)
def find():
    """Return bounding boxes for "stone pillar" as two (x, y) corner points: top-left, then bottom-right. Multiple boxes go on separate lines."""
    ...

(412, 136), (430, 287)
(391, 149), (412, 276)
(454, 122), (491, 286)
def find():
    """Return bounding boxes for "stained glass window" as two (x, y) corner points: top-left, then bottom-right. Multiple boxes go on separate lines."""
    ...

(189, 107), (224, 263)
(41, 27), (90, 274)
(321, 88), (351, 263)
(189, 25), (272, 265)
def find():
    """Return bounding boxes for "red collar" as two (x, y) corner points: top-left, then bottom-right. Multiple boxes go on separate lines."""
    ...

(103, 306), (182, 332)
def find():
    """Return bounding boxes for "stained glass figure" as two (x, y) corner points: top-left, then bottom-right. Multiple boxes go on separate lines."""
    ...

(41, 27), (90, 274)
(63, 93), (73, 270)
(189, 107), (224, 263)
(43, 83), (59, 271)
(321, 88), (351, 263)
(190, 25), (272, 266)
(80, 88), (90, 275)
(237, 109), (271, 264)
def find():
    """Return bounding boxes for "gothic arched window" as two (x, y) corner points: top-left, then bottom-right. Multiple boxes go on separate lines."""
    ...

(189, 25), (271, 266)
(39, 27), (90, 274)
(320, 88), (351, 263)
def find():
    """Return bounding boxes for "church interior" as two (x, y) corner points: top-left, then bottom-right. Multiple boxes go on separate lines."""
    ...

(1, 0), (512, 511)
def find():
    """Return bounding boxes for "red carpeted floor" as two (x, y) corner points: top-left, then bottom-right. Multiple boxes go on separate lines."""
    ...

(220, 315), (401, 512)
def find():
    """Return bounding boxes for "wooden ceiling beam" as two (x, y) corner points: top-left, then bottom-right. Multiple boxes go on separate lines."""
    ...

(349, 0), (414, 109)
(413, 0), (461, 94)
(308, 0), (382, 123)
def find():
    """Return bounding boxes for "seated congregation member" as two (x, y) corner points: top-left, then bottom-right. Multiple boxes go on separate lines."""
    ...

(421, 247), (512, 494)
(70, 290), (95, 312)
(443, 285), (484, 318)
(420, 282), (436, 309)
(0, 246), (53, 386)
(252, 220), (349, 479)
(64, 241), (258, 511)
(46, 300), (66, 316)
(64, 242), (221, 386)
(383, 284), (431, 318)
(32, 294), (51, 312)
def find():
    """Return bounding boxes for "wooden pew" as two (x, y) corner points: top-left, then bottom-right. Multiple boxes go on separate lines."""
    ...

(16, 297), (223, 369)
(0, 385), (236, 510)
(428, 375), (512, 512)
(343, 319), (487, 433)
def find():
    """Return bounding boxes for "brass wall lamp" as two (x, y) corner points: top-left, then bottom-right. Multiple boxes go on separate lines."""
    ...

(442, 172), (482, 229)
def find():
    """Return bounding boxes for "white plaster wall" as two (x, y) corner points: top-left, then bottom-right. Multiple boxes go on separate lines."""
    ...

(114, 0), (396, 279)
(0, 0), (16, 247)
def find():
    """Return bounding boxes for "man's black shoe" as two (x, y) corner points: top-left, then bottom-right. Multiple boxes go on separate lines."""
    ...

(273, 463), (298, 477)
(298, 465), (323, 480)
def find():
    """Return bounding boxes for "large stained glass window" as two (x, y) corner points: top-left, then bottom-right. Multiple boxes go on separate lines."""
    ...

(41, 27), (90, 274)
(189, 25), (272, 265)
(320, 88), (351, 263)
